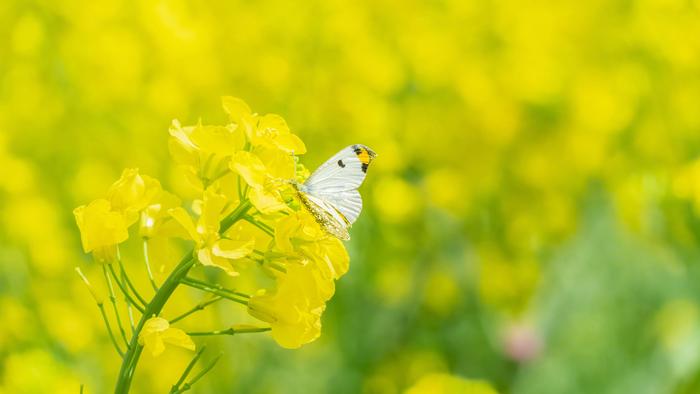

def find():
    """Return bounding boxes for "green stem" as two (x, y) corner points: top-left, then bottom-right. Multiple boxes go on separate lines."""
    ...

(172, 352), (223, 394)
(114, 200), (251, 393)
(220, 200), (252, 233)
(180, 277), (250, 306)
(102, 265), (129, 347)
(121, 269), (137, 333)
(182, 276), (250, 299)
(99, 302), (125, 357)
(121, 264), (138, 335)
(243, 215), (273, 236)
(188, 326), (270, 336)
(170, 345), (207, 393)
(113, 254), (195, 393)
(107, 264), (145, 313)
(170, 296), (222, 324)
(261, 260), (287, 273)
(117, 257), (148, 306)
(142, 239), (159, 292)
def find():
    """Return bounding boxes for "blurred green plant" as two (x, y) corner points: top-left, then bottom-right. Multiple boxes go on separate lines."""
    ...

(2, 0), (700, 392)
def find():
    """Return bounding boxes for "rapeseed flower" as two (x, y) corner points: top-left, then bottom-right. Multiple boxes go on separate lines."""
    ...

(138, 317), (195, 357)
(139, 188), (183, 239)
(247, 264), (328, 349)
(222, 96), (306, 154)
(229, 149), (293, 214)
(169, 188), (254, 276)
(107, 168), (161, 225)
(73, 199), (128, 263)
(274, 211), (350, 281)
(168, 119), (246, 190)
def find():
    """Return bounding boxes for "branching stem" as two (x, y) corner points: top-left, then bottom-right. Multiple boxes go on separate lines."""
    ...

(171, 352), (223, 394)
(142, 239), (159, 292)
(188, 326), (270, 336)
(102, 264), (129, 346)
(169, 345), (207, 393)
(113, 199), (251, 393)
(170, 295), (223, 324)
(107, 264), (145, 313)
(180, 277), (250, 306)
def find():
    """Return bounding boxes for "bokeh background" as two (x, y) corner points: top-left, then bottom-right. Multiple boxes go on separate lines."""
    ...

(2, 0), (700, 393)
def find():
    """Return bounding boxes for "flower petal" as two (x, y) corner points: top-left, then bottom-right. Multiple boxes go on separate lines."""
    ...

(212, 238), (255, 259)
(273, 133), (307, 155)
(249, 188), (288, 214)
(161, 327), (196, 352)
(73, 199), (129, 253)
(221, 96), (251, 122)
(230, 151), (267, 189)
(169, 207), (200, 241)
(200, 189), (227, 234)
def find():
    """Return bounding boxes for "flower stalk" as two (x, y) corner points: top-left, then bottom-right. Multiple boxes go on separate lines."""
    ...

(142, 239), (159, 291)
(107, 263), (145, 313)
(188, 326), (271, 336)
(113, 254), (196, 393)
(117, 251), (148, 306)
(171, 352), (224, 394)
(75, 267), (125, 357)
(114, 199), (251, 393)
(169, 345), (207, 393)
(102, 264), (129, 346)
(180, 277), (250, 306)
(170, 295), (223, 324)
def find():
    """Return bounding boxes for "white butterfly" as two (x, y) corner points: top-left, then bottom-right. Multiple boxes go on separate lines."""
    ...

(295, 144), (376, 240)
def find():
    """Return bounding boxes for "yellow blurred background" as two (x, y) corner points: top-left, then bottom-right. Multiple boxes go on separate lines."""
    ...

(2, 0), (700, 393)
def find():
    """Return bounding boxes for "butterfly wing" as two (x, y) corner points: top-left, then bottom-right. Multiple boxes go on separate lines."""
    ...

(304, 144), (376, 193)
(299, 144), (375, 238)
(298, 191), (351, 240)
(310, 189), (362, 224)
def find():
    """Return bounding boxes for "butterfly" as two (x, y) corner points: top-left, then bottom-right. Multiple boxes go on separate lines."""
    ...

(294, 144), (376, 240)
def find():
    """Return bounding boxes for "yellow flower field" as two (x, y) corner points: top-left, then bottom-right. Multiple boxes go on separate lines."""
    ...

(1, 0), (700, 393)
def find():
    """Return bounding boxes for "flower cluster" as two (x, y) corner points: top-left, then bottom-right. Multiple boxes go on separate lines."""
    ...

(74, 97), (351, 358)
(74, 168), (182, 263)
(170, 97), (349, 348)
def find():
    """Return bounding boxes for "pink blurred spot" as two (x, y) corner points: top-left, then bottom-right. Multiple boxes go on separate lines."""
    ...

(503, 324), (542, 362)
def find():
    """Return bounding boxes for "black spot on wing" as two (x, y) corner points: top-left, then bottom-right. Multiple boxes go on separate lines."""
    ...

(338, 159), (346, 168)
(353, 145), (362, 154)
(362, 163), (369, 173)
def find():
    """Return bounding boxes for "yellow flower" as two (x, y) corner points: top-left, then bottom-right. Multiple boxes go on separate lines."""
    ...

(139, 189), (184, 239)
(405, 374), (499, 394)
(73, 199), (129, 259)
(274, 211), (326, 253)
(168, 119), (246, 189)
(168, 120), (199, 168)
(221, 96), (253, 125)
(255, 114), (306, 154)
(138, 317), (195, 357)
(247, 264), (330, 349)
(274, 211), (350, 281)
(230, 150), (294, 214)
(302, 237), (350, 281)
(189, 124), (245, 157)
(107, 168), (162, 225)
(221, 95), (306, 154)
(170, 189), (254, 275)
(230, 151), (267, 189)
